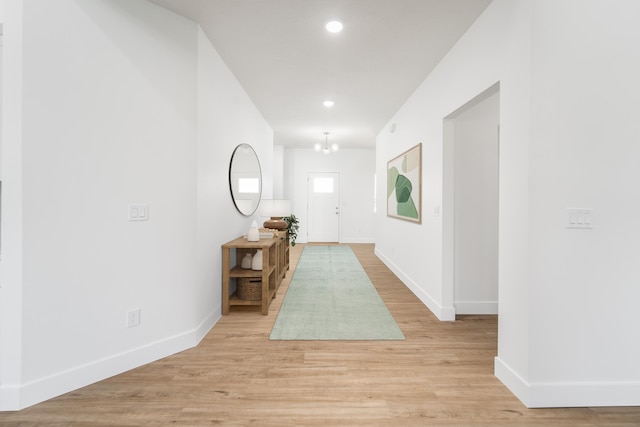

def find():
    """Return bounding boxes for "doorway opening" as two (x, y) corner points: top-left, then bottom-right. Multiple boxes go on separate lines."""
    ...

(443, 83), (500, 316)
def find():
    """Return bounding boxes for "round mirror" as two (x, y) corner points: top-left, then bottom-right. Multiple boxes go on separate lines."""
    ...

(229, 143), (262, 216)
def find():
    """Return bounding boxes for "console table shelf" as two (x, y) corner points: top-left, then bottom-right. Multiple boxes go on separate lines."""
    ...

(221, 232), (289, 315)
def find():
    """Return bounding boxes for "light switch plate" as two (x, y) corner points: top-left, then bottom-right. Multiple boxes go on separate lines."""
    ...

(566, 208), (593, 229)
(129, 204), (149, 221)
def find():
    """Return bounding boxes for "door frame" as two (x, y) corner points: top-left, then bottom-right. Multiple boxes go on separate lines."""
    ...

(306, 171), (341, 243)
(443, 82), (500, 318)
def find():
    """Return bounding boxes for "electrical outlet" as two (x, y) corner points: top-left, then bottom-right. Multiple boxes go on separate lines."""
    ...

(127, 308), (141, 328)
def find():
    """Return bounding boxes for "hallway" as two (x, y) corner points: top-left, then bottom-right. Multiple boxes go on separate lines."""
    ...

(1, 244), (639, 425)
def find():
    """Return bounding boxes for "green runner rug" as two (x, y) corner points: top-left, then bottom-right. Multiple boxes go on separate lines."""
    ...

(269, 245), (405, 340)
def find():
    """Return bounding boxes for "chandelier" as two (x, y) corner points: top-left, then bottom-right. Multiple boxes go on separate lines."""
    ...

(314, 132), (339, 154)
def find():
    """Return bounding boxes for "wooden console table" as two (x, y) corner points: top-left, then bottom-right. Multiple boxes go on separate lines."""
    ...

(221, 232), (289, 315)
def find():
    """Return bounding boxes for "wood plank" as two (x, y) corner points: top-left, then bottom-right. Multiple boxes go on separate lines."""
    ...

(1, 243), (639, 425)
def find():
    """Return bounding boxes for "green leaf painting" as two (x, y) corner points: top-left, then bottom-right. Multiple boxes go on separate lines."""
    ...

(387, 143), (422, 223)
(387, 166), (399, 198)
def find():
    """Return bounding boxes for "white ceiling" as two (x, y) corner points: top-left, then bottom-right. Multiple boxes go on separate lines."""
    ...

(148, 0), (492, 148)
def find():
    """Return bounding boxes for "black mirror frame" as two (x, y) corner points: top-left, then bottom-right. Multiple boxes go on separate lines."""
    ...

(228, 143), (262, 216)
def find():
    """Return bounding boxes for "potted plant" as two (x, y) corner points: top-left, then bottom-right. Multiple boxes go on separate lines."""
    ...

(282, 214), (299, 246)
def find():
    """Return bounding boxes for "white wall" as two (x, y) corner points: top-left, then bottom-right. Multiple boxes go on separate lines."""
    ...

(272, 145), (284, 199)
(0, 0), (272, 410)
(521, 0), (640, 406)
(0, 0), (22, 410)
(283, 147), (375, 244)
(0, 30), (3, 176)
(375, 0), (516, 322)
(376, 0), (640, 408)
(0, 31), (3, 177)
(196, 27), (273, 326)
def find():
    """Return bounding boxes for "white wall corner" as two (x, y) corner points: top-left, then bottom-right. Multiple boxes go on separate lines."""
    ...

(495, 357), (640, 408)
(375, 247), (455, 321)
(0, 385), (21, 412)
(2, 312), (219, 411)
(195, 307), (221, 344)
(454, 301), (498, 315)
(494, 356), (532, 407)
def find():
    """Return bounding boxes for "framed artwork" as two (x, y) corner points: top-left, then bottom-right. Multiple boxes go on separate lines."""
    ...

(387, 143), (422, 223)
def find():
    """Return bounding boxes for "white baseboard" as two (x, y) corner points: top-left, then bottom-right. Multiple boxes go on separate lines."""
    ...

(495, 356), (640, 408)
(0, 385), (20, 411)
(454, 301), (498, 315)
(375, 248), (455, 321)
(0, 309), (220, 411)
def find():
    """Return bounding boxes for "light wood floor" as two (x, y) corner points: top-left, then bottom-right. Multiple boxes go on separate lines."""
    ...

(2, 243), (639, 426)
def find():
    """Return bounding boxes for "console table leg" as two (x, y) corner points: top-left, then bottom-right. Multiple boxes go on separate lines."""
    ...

(222, 247), (230, 315)
(261, 248), (269, 315)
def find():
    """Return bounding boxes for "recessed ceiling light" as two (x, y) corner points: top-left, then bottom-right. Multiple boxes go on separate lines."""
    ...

(326, 20), (343, 33)
(323, 100), (335, 108)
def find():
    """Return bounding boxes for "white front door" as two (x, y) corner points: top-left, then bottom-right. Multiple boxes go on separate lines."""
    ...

(307, 172), (340, 242)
